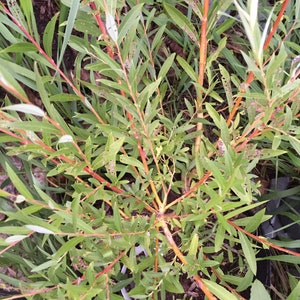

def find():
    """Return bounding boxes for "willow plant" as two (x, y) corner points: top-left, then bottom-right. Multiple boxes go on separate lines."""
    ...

(0, 0), (299, 299)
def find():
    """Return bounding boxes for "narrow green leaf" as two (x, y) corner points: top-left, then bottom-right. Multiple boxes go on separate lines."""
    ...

(215, 224), (225, 252)
(163, 276), (184, 294)
(257, 255), (300, 264)
(0, 226), (31, 235)
(202, 280), (239, 300)
(92, 135), (125, 170)
(52, 236), (85, 260)
(205, 103), (220, 128)
(0, 42), (36, 53)
(56, 0), (80, 70)
(7, 0), (27, 28)
(43, 12), (59, 57)
(54, 211), (95, 233)
(188, 234), (199, 258)
(177, 56), (197, 82)
(113, 202), (122, 232)
(118, 4), (144, 43)
(31, 260), (58, 273)
(49, 93), (81, 102)
(71, 196), (80, 232)
(245, 208), (265, 232)
(34, 65), (72, 135)
(5, 163), (33, 200)
(238, 231), (257, 275)
(158, 53), (175, 79)
(151, 24), (166, 52)
(219, 64), (233, 110)
(163, 2), (197, 43)
(119, 155), (145, 173)
(138, 78), (162, 110)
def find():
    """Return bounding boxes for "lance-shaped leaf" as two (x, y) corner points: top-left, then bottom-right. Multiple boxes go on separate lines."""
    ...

(2, 104), (45, 117)
(106, 13), (118, 42)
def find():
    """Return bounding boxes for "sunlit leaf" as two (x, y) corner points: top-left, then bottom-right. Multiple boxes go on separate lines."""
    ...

(2, 104), (45, 117)
(25, 225), (54, 234)
(106, 13), (118, 42)
(5, 235), (28, 243)
(58, 135), (74, 143)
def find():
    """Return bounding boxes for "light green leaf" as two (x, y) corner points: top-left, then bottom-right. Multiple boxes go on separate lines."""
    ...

(257, 255), (300, 264)
(238, 231), (257, 274)
(92, 135), (125, 170)
(215, 225), (225, 252)
(54, 211), (95, 233)
(163, 2), (197, 43)
(118, 4), (143, 43)
(56, 0), (80, 70)
(188, 234), (199, 258)
(0, 226), (30, 235)
(113, 203), (122, 232)
(31, 260), (58, 273)
(0, 42), (36, 53)
(119, 155), (145, 173)
(163, 276), (184, 294)
(158, 53), (175, 79)
(177, 56), (197, 82)
(202, 280), (239, 300)
(250, 279), (271, 300)
(288, 136), (300, 156)
(287, 282), (300, 300)
(205, 102), (220, 128)
(138, 78), (162, 110)
(52, 236), (85, 260)
(43, 12), (59, 57)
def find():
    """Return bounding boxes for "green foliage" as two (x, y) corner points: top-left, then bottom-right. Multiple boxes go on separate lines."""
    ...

(0, 0), (299, 299)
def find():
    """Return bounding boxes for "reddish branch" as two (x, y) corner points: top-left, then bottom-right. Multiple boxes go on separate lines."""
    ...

(228, 219), (300, 257)
(195, 0), (210, 153)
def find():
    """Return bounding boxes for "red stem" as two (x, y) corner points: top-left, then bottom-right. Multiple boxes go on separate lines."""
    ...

(227, 219), (300, 257)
